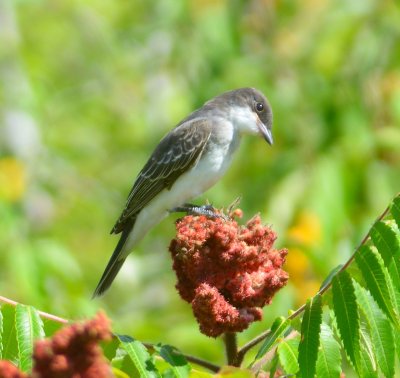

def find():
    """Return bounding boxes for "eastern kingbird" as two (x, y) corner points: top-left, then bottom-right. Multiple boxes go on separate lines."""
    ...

(93, 87), (273, 297)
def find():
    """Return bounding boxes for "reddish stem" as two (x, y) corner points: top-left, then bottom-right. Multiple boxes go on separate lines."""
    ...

(224, 332), (239, 366)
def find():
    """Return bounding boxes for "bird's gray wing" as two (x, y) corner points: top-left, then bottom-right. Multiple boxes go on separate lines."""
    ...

(111, 119), (212, 234)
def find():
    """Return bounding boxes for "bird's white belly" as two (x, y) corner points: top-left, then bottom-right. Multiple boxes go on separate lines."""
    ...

(122, 145), (234, 254)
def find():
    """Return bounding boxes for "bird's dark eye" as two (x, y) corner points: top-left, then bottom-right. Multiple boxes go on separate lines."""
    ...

(255, 102), (264, 112)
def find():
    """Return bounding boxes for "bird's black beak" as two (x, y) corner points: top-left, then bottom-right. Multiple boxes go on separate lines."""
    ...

(257, 120), (273, 145)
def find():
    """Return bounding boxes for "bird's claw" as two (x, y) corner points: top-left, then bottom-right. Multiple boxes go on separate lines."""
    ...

(170, 203), (229, 220)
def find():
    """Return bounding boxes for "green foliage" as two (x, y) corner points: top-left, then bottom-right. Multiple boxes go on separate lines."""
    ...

(277, 337), (299, 375)
(251, 316), (290, 364)
(104, 335), (194, 377)
(0, 306), (194, 377)
(15, 304), (44, 372)
(355, 282), (395, 378)
(355, 245), (399, 328)
(0, 304), (44, 372)
(370, 221), (400, 291)
(267, 354), (279, 378)
(253, 195), (400, 377)
(298, 294), (322, 378)
(359, 322), (378, 378)
(155, 344), (191, 378)
(315, 323), (341, 378)
(391, 197), (400, 230)
(332, 270), (361, 371)
(0, 305), (18, 364)
(319, 264), (343, 292)
(0, 309), (2, 359)
(117, 335), (161, 378)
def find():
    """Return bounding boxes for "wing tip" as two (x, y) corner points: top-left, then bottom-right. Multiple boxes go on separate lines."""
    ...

(94, 223), (134, 298)
(92, 257), (127, 299)
(92, 281), (110, 298)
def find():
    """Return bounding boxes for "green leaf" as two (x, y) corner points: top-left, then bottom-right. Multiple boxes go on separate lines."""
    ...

(359, 322), (378, 378)
(101, 336), (120, 361)
(332, 271), (360, 371)
(0, 305), (18, 364)
(15, 304), (45, 372)
(118, 335), (160, 378)
(112, 367), (131, 378)
(355, 282), (395, 378)
(215, 366), (254, 377)
(370, 221), (400, 290)
(390, 195), (400, 230)
(298, 295), (323, 378)
(277, 337), (299, 375)
(319, 264), (343, 292)
(154, 344), (190, 378)
(189, 369), (214, 378)
(316, 323), (341, 378)
(252, 316), (290, 363)
(120, 354), (140, 377)
(0, 306), (3, 359)
(396, 334), (400, 368)
(355, 245), (399, 328)
(370, 221), (400, 266)
(268, 353), (279, 378)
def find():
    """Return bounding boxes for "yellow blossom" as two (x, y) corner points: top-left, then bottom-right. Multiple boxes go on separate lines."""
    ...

(287, 212), (321, 246)
(0, 157), (26, 202)
(285, 247), (309, 283)
(295, 279), (321, 307)
(285, 247), (320, 306)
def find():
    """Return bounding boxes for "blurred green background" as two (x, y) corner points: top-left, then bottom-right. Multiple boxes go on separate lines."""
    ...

(1, 0), (400, 368)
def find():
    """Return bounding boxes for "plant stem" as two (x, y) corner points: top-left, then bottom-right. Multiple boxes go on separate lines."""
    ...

(0, 295), (69, 324)
(177, 354), (220, 373)
(143, 342), (221, 373)
(224, 332), (239, 366)
(236, 330), (269, 365)
(237, 201), (391, 361)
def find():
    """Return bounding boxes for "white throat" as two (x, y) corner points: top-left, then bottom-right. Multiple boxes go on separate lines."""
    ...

(229, 106), (259, 136)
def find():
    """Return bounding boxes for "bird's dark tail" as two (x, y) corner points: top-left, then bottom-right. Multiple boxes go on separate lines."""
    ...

(92, 224), (133, 298)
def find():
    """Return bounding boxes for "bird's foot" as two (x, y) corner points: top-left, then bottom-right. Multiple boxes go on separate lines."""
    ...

(170, 203), (228, 220)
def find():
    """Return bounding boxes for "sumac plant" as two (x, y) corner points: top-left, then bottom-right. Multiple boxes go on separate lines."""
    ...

(1, 194), (400, 377)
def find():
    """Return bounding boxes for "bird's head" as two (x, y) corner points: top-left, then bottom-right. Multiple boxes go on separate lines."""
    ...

(211, 87), (273, 145)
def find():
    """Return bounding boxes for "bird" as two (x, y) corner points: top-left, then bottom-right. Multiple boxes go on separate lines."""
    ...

(93, 87), (273, 297)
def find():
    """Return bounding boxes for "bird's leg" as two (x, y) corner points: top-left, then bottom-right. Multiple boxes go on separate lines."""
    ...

(170, 203), (227, 220)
